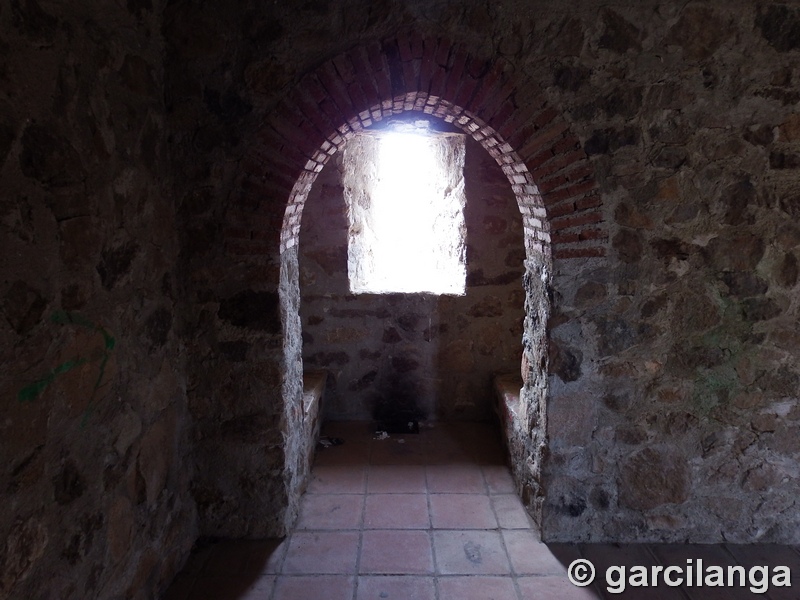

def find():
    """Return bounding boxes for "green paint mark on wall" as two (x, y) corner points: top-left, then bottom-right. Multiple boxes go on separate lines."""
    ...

(18, 358), (90, 402)
(17, 312), (117, 423)
(692, 364), (740, 415)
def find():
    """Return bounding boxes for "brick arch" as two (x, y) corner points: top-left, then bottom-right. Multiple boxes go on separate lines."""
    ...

(225, 33), (607, 261)
(225, 34), (607, 531)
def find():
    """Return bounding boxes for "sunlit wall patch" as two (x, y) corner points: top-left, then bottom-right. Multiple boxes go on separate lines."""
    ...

(342, 124), (467, 295)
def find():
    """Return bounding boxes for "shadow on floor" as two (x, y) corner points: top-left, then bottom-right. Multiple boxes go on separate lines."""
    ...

(162, 422), (799, 599)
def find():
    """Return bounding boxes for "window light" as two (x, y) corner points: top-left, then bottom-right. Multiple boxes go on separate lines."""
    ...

(342, 125), (467, 295)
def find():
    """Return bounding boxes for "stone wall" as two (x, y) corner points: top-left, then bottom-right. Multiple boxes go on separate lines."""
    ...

(5, 5), (797, 596)
(535, 1), (800, 543)
(165, 0), (800, 545)
(299, 137), (525, 422)
(0, 1), (196, 599)
(162, 0), (304, 538)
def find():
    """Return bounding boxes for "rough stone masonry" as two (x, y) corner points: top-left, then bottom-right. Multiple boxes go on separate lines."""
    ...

(1, 1), (799, 599)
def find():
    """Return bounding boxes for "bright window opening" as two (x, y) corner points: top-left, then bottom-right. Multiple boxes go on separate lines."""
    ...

(342, 126), (467, 295)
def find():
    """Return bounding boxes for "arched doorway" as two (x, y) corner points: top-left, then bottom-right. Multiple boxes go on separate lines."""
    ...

(297, 124), (525, 424)
(228, 35), (605, 534)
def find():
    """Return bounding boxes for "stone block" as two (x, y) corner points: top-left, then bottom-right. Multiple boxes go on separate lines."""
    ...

(218, 290), (280, 332)
(114, 409), (142, 457)
(665, 7), (728, 60)
(2, 280), (47, 335)
(324, 327), (367, 343)
(777, 253), (798, 287)
(742, 463), (782, 492)
(60, 217), (102, 269)
(144, 306), (172, 348)
(548, 339), (582, 382)
(439, 340), (474, 373)
(482, 215), (507, 234)
(703, 234), (765, 272)
(614, 202), (652, 229)
(107, 496), (134, 563)
(741, 297), (782, 322)
(553, 64), (591, 92)
(389, 353), (420, 374)
(51, 458), (86, 506)
(96, 241), (139, 289)
(119, 55), (157, 97)
(756, 4), (800, 52)
(612, 229), (642, 263)
(466, 295), (503, 317)
(381, 326), (401, 343)
(308, 351), (349, 367)
(0, 120), (14, 167)
(574, 281), (606, 307)
(217, 340), (249, 362)
(618, 446), (689, 510)
(598, 8), (641, 54)
(19, 123), (84, 188)
(548, 391), (594, 447)
(593, 316), (637, 356)
(137, 411), (176, 506)
(720, 272), (768, 298)
(0, 515), (49, 593)
(779, 114), (800, 142)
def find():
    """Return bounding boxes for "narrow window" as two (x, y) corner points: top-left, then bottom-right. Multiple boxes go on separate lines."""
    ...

(342, 125), (467, 295)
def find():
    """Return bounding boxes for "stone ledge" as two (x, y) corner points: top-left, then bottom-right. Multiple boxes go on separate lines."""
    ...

(493, 372), (523, 445)
(302, 369), (327, 421)
(297, 369), (328, 503)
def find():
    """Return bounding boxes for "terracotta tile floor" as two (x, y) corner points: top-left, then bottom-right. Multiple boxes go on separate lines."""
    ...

(163, 422), (800, 599)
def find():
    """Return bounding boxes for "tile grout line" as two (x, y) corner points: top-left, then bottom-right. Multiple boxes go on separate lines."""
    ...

(277, 422), (548, 599)
(424, 447), (443, 600)
(267, 536), (286, 600)
(483, 457), (526, 600)
(351, 454), (368, 600)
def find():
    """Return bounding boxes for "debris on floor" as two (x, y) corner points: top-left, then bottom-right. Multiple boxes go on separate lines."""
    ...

(377, 419), (420, 434)
(373, 430), (389, 440)
(318, 436), (344, 448)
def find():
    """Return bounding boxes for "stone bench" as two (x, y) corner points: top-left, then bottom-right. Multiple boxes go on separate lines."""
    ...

(303, 369), (326, 438)
(302, 370), (327, 469)
(493, 372), (523, 455)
